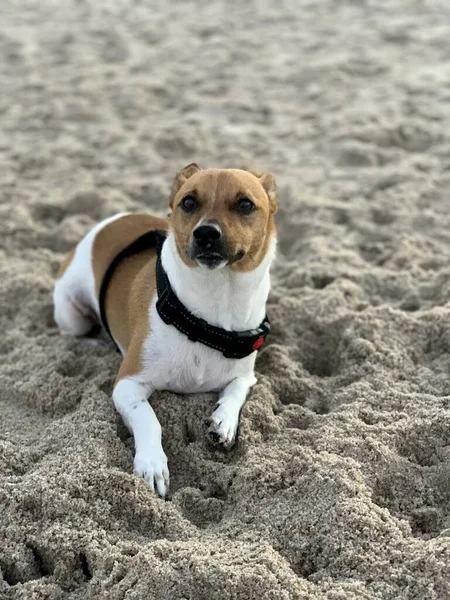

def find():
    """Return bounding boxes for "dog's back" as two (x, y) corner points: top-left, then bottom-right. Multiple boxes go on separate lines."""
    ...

(53, 213), (168, 349)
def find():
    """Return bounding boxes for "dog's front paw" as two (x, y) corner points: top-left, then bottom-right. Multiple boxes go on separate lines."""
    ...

(134, 446), (170, 498)
(207, 404), (239, 449)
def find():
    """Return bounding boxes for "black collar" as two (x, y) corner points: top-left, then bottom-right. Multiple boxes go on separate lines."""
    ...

(99, 229), (270, 359)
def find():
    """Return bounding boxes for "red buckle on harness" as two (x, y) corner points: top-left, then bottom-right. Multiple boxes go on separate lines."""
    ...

(252, 337), (265, 351)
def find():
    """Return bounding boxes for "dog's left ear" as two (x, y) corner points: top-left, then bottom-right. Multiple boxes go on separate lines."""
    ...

(250, 171), (277, 214)
(169, 163), (201, 209)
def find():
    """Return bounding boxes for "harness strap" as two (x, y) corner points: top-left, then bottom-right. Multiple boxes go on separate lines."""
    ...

(155, 255), (270, 359)
(98, 229), (166, 351)
(98, 229), (270, 358)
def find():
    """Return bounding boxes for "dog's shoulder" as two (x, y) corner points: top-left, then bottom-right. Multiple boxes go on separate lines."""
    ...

(92, 213), (168, 298)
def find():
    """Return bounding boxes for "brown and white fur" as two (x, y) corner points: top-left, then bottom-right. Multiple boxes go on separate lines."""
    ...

(53, 165), (277, 497)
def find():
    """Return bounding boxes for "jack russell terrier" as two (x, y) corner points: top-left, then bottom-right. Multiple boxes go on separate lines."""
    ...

(53, 164), (277, 497)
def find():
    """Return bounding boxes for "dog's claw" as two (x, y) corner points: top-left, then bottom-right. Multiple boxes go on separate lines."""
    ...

(208, 429), (222, 445)
(206, 404), (238, 449)
(134, 447), (170, 498)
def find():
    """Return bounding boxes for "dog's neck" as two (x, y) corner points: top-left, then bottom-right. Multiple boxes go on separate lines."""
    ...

(161, 232), (275, 331)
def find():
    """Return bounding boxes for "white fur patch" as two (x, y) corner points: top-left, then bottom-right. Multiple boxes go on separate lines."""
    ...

(113, 378), (169, 497)
(208, 374), (258, 448)
(53, 213), (129, 340)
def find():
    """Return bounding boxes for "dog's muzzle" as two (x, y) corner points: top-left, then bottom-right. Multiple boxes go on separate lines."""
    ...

(191, 224), (227, 269)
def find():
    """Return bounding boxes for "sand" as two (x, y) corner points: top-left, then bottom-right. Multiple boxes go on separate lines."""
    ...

(1, 0), (450, 598)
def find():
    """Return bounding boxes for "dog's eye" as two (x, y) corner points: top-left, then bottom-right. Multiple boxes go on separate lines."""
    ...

(236, 198), (255, 215)
(181, 196), (198, 212)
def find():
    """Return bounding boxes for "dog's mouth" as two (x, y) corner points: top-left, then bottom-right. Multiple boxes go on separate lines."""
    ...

(195, 252), (228, 270)
(230, 250), (245, 264)
(189, 248), (245, 270)
(187, 237), (246, 270)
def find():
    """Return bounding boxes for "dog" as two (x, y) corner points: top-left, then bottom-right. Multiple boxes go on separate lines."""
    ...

(53, 164), (277, 497)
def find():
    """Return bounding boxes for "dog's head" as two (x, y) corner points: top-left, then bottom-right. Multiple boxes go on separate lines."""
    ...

(169, 164), (277, 271)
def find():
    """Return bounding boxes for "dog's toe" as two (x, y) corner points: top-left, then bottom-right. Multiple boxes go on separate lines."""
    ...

(207, 405), (238, 449)
(207, 428), (222, 445)
(134, 447), (170, 498)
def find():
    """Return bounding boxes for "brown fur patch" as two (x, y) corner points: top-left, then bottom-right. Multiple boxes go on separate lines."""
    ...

(169, 168), (276, 272)
(91, 214), (168, 378)
(112, 252), (158, 381)
(92, 214), (168, 298)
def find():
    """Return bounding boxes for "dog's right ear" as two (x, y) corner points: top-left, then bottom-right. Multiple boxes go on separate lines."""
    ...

(249, 170), (277, 214)
(169, 163), (201, 209)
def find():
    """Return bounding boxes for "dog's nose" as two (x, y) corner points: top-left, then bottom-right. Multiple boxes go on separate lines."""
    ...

(193, 224), (221, 246)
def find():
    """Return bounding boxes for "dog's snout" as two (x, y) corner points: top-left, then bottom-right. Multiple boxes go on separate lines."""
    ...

(193, 224), (221, 246)
(191, 223), (225, 268)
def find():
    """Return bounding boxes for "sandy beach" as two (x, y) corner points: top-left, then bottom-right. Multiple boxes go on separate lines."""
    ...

(1, 0), (450, 598)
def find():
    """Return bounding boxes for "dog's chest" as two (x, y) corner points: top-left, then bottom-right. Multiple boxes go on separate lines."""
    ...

(142, 303), (253, 394)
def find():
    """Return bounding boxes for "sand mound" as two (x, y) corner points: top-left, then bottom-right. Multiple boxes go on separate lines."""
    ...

(1, 1), (450, 598)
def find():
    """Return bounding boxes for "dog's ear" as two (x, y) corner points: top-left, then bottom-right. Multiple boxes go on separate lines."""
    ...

(250, 171), (277, 214)
(169, 163), (201, 208)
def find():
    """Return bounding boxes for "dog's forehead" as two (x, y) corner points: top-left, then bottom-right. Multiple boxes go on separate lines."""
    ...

(185, 169), (266, 200)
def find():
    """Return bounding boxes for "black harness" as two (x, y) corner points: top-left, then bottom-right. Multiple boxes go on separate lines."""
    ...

(98, 230), (270, 359)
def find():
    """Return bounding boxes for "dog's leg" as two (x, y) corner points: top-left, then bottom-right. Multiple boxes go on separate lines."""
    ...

(113, 376), (169, 497)
(54, 290), (96, 336)
(207, 375), (257, 449)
